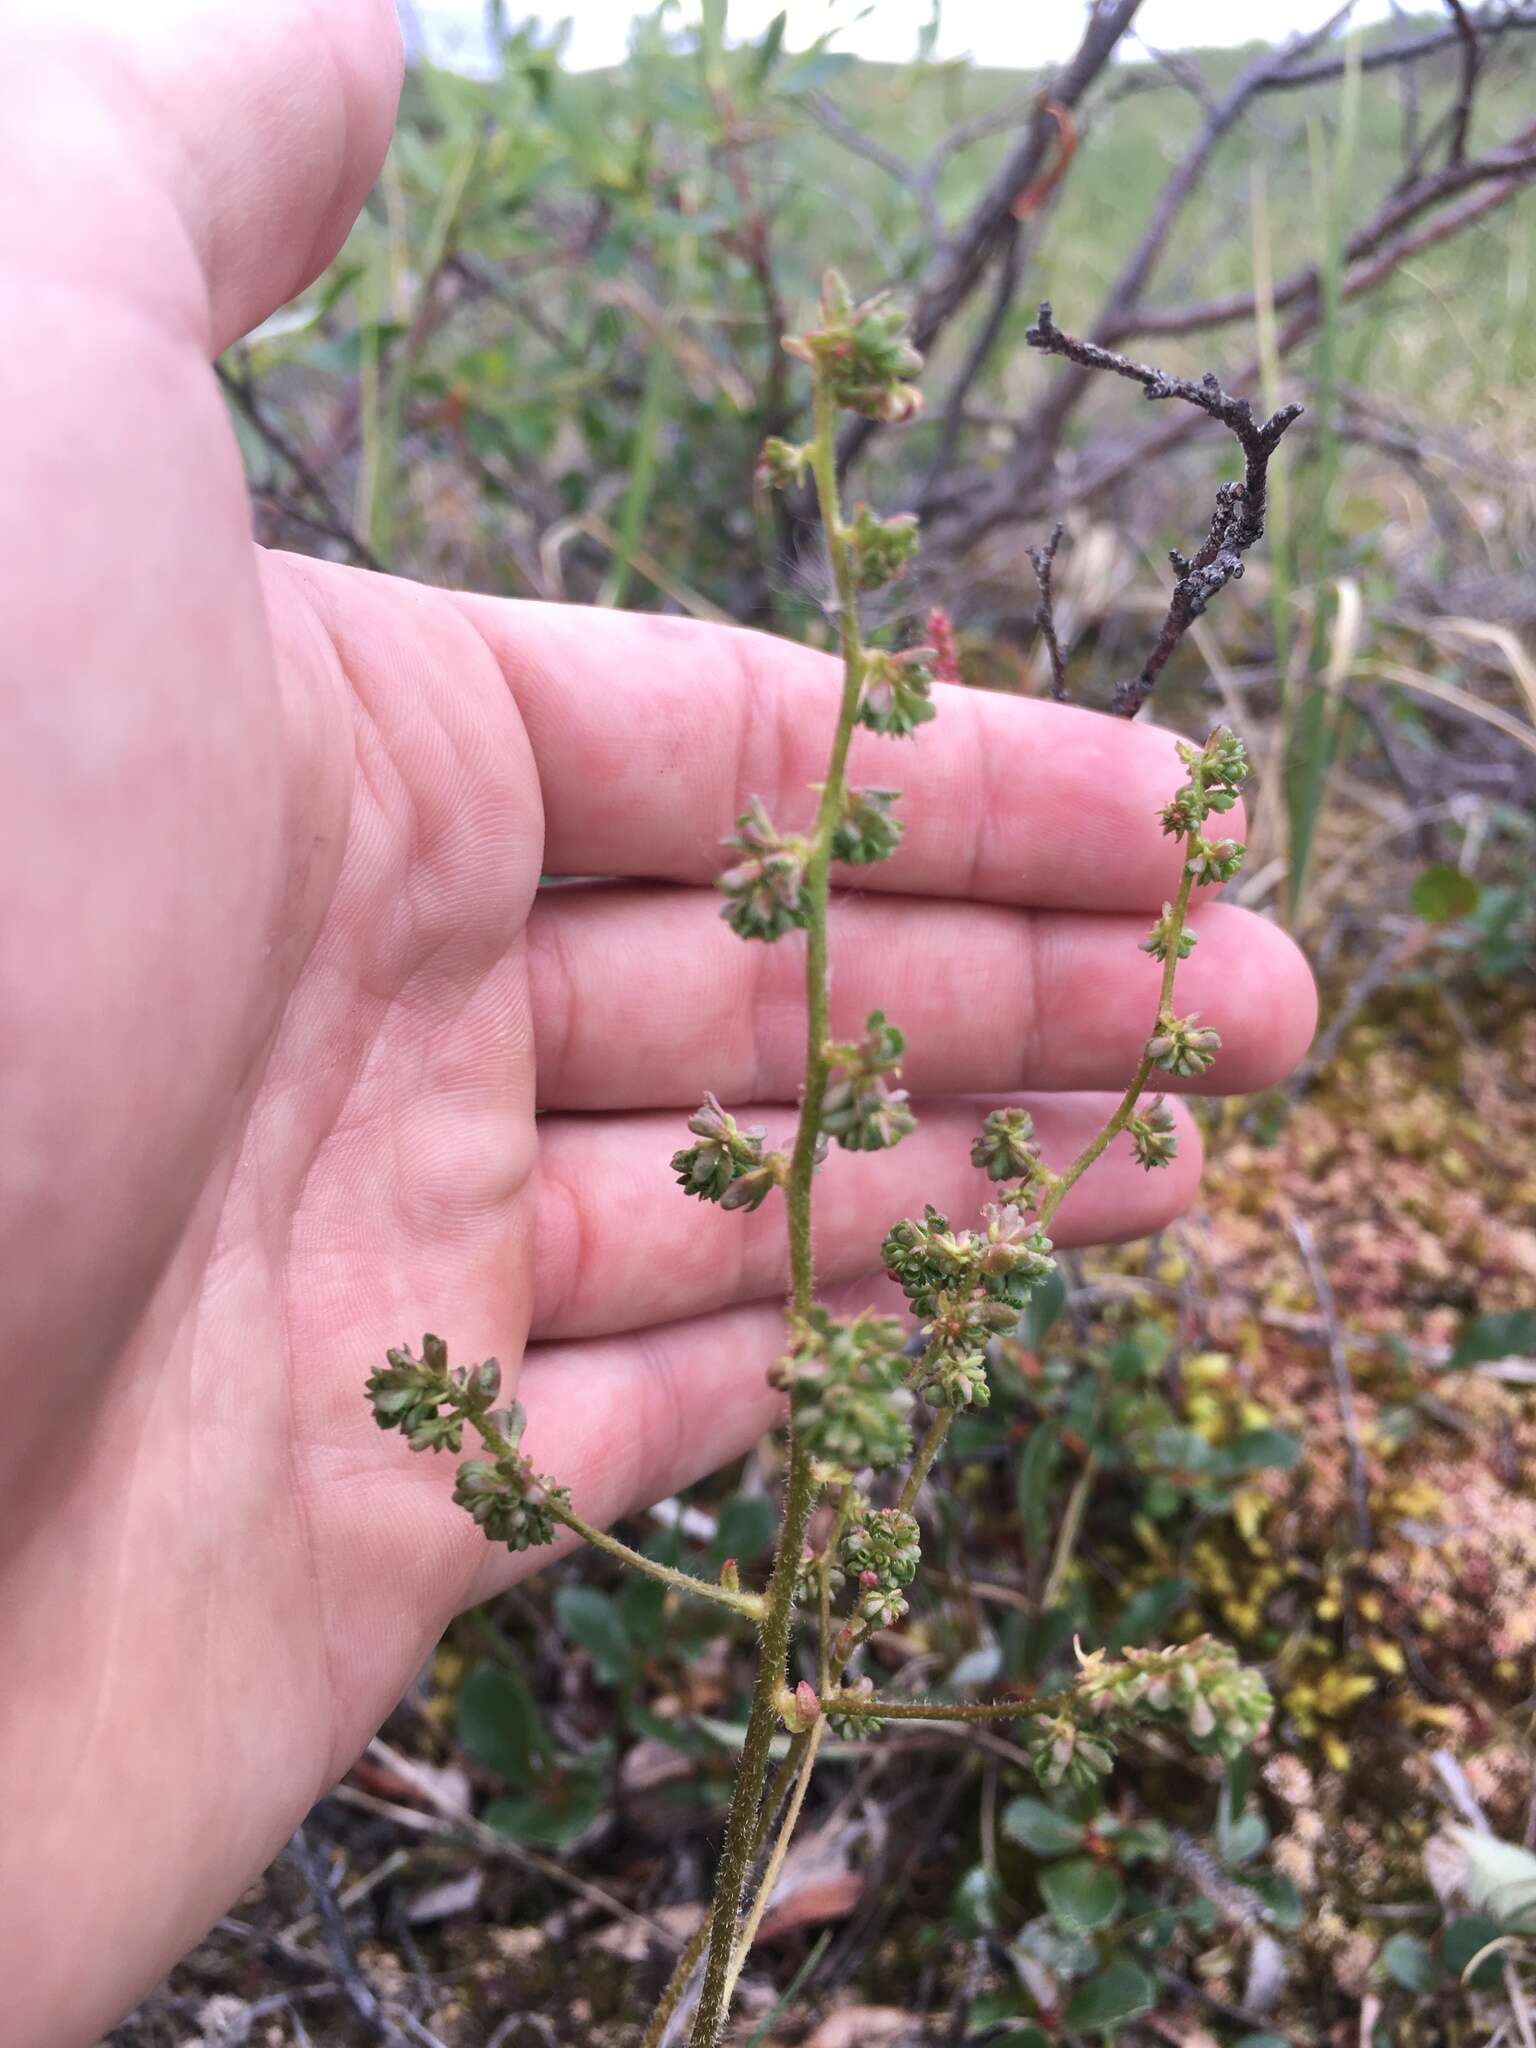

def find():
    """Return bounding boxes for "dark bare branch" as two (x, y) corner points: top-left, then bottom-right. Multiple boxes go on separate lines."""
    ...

(217, 360), (383, 571)
(1027, 523), (1069, 702)
(1253, 0), (1536, 91)
(1443, 0), (1481, 164)
(836, 0), (1140, 478)
(805, 92), (943, 245)
(1107, 122), (1536, 343)
(1024, 304), (1302, 717)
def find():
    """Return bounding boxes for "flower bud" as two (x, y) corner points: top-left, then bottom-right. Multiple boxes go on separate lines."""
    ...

(971, 1105), (1042, 1182)
(844, 504), (919, 592)
(756, 436), (808, 492)
(672, 1092), (768, 1203)
(1129, 1097), (1179, 1170)
(1147, 1014), (1221, 1078)
(1139, 903), (1196, 963)
(718, 1151), (788, 1213)
(1184, 836), (1245, 886)
(780, 1679), (822, 1732)
(830, 786), (903, 866)
(857, 648), (936, 737)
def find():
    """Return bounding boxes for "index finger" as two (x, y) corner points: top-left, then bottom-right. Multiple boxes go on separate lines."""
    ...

(454, 598), (1232, 912)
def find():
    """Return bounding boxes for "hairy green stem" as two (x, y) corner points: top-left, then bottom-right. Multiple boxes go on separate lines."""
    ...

(689, 1455), (817, 2046)
(553, 1505), (766, 1620)
(688, 364), (868, 2048)
(784, 376), (867, 1317)
(640, 1736), (811, 2048)
(830, 1690), (1074, 1725)
(722, 1718), (827, 2011)
(897, 1409), (955, 1517)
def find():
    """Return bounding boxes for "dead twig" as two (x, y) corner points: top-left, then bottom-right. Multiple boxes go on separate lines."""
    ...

(1024, 302), (1302, 716)
(284, 1825), (417, 2046)
(1289, 1214), (1374, 1555)
(1027, 522), (1069, 701)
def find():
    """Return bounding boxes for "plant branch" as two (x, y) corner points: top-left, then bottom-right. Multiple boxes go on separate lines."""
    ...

(688, 1456), (817, 2048)
(1106, 124), (1536, 344)
(1039, 867), (1196, 1224)
(465, 1410), (765, 1619)
(553, 1505), (766, 1619)
(831, 1692), (1069, 1725)
(689, 353), (872, 2048)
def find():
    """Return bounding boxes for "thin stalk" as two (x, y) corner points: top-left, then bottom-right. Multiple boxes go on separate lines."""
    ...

(721, 1720), (827, 2011)
(818, 1485), (856, 1693)
(831, 1692), (1072, 1725)
(470, 1414), (764, 1621)
(1041, 1451), (1099, 1612)
(688, 362), (869, 2048)
(784, 377), (867, 1317)
(553, 1505), (766, 1620)
(897, 1410), (955, 1517)
(1038, 866), (1195, 1231)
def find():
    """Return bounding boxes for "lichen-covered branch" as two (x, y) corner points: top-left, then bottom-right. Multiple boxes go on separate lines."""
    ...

(1025, 302), (1303, 717)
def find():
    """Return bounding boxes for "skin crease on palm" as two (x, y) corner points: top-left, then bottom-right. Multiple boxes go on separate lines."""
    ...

(0, 4), (1317, 2040)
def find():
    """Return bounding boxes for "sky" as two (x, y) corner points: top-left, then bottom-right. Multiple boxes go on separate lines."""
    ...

(404, 0), (1398, 73)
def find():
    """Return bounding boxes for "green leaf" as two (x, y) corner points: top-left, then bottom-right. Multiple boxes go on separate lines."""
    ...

(456, 1660), (547, 1787)
(1002, 1797), (1087, 1859)
(1378, 1932), (1438, 1992)
(1019, 1267), (1067, 1349)
(1441, 1914), (1505, 1989)
(711, 1492), (778, 1567)
(1109, 1320), (1171, 1381)
(1065, 1959), (1156, 2030)
(555, 1584), (634, 1685)
(1210, 1427), (1303, 1478)
(1016, 1420), (1061, 1554)
(750, 9), (787, 85)
(1412, 862), (1481, 924)
(482, 1754), (607, 1849)
(1109, 1578), (1191, 1651)
(1235, 2037), (1290, 2048)
(1218, 1810), (1270, 1867)
(1284, 682), (1345, 918)
(1449, 1310), (1536, 1370)
(1447, 1826), (1536, 1931)
(985, 2033), (1051, 2048)
(1039, 1857), (1125, 1933)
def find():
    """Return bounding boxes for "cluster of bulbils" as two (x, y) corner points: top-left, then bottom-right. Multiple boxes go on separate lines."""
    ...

(365, 1337), (572, 1551)
(1025, 1638), (1273, 1793)
(1137, 723), (1251, 1091)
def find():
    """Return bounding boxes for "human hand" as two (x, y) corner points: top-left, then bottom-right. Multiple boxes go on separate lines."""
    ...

(0, 5), (1315, 2040)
